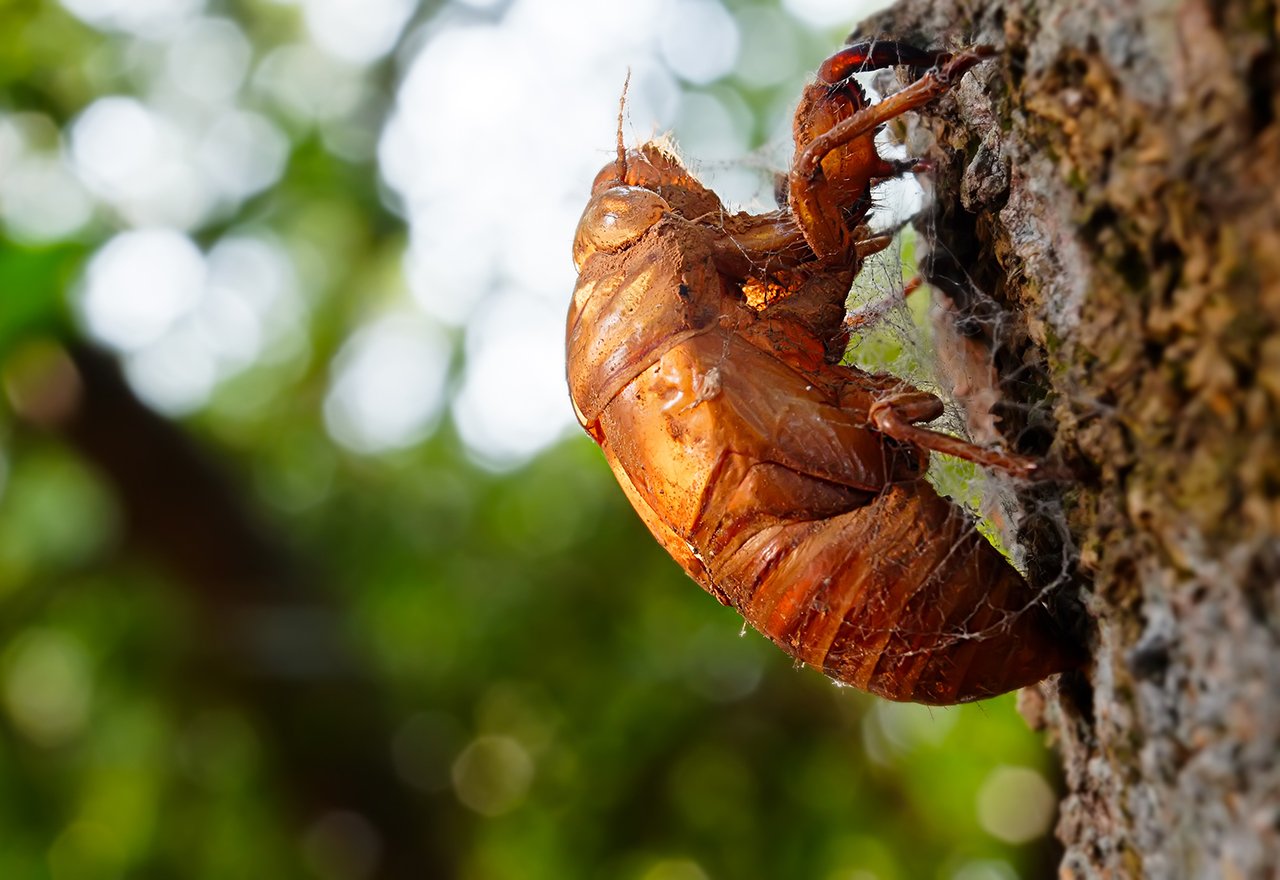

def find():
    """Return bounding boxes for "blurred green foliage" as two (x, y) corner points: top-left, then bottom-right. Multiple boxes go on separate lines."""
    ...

(0, 1), (1061, 878)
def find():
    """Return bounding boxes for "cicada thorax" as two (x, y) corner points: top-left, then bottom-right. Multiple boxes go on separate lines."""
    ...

(742, 265), (860, 367)
(566, 217), (724, 431)
(567, 141), (745, 431)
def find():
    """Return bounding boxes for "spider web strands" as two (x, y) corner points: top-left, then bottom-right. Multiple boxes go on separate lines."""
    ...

(842, 222), (1075, 644)
(820, 45), (1077, 640)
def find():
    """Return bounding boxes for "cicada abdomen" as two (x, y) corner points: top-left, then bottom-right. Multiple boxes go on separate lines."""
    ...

(710, 480), (1077, 704)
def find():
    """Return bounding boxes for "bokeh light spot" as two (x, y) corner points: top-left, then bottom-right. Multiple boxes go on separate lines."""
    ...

(79, 229), (207, 351)
(301, 811), (383, 880)
(197, 109), (289, 201)
(204, 234), (300, 363)
(2, 628), (93, 748)
(451, 293), (576, 468)
(640, 859), (710, 880)
(60, 0), (204, 38)
(71, 97), (166, 195)
(976, 765), (1056, 844)
(166, 17), (253, 102)
(0, 154), (94, 243)
(380, 0), (683, 465)
(70, 96), (215, 228)
(391, 712), (464, 794)
(862, 698), (958, 765)
(255, 43), (369, 123)
(297, 0), (415, 65)
(324, 314), (451, 454)
(450, 735), (534, 817)
(658, 0), (740, 85)
(781, 0), (895, 28)
(734, 7), (802, 88)
(949, 860), (1019, 880)
(123, 326), (220, 414)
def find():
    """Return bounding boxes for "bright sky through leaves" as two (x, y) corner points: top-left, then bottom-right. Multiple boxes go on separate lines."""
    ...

(61, 0), (918, 463)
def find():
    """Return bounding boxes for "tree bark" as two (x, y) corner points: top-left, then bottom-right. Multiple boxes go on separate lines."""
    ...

(856, 1), (1280, 877)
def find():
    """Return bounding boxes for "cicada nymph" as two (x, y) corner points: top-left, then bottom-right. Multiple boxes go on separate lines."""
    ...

(565, 42), (1081, 704)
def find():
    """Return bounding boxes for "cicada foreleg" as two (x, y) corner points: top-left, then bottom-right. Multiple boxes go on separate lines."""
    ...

(790, 45), (997, 262)
(712, 43), (992, 278)
(816, 40), (951, 83)
(868, 390), (1040, 478)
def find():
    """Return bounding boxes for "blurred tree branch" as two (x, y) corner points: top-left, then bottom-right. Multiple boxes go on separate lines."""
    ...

(8, 342), (455, 879)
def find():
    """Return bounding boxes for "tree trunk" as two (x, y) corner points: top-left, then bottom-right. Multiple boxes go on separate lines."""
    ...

(856, 1), (1280, 877)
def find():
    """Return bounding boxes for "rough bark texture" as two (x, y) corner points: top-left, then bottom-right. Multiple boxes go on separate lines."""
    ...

(856, 1), (1280, 877)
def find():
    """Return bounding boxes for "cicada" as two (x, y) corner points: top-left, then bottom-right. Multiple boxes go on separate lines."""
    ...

(565, 42), (1080, 704)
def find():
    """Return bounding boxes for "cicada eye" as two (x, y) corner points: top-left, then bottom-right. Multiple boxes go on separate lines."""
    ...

(572, 186), (670, 270)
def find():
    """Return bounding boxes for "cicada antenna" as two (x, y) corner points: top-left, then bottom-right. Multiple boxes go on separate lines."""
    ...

(615, 69), (630, 183)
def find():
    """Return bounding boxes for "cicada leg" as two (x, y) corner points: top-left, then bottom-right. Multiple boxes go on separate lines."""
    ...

(867, 390), (1040, 478)
(790, 45), (996, 261)
(843, 275), (924, 332)
(820, 40), (950, 78)
(712, 43), (988, 278)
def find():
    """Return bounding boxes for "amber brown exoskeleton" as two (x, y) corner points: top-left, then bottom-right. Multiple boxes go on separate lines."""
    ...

(565, 42), (1082, 704)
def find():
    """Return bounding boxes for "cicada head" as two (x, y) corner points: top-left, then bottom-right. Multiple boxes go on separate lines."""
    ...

(572, 185), (671, 270)
(573, 140), (724, 271)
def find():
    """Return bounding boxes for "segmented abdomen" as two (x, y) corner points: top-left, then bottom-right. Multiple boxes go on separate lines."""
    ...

(711, 481), (1076, 703)
(597, 328), (1076, 704)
